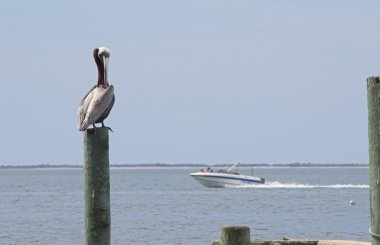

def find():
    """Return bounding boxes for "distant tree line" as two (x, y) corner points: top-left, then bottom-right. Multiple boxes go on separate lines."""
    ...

(0, 162), (369, 169)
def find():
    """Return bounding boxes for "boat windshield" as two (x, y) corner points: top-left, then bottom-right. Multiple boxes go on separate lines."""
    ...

(217, 169), (239, 175)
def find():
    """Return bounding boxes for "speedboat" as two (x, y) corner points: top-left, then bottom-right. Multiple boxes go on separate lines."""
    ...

(189, 163), (265, 188)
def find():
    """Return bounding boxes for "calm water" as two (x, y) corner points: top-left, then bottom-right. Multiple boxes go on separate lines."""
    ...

(0, 167), (370, 244)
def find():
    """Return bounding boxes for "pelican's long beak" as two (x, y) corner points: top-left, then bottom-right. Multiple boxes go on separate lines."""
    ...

(102, 56), (109, 86)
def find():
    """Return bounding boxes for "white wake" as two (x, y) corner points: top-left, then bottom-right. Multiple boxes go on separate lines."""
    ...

(230, 181), (369, 189)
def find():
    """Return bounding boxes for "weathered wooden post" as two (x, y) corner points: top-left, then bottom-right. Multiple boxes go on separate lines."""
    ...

(367, 76), (380, 245)
(84, 128), (110, 245)
(220, 226), (250, 245)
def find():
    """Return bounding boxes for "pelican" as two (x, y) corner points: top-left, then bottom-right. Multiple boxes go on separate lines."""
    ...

(77, 47), (115, 131)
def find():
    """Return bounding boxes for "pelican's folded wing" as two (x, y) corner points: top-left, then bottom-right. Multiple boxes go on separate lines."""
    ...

(77, 85), (97, 130)
(80, 85), (114, 131)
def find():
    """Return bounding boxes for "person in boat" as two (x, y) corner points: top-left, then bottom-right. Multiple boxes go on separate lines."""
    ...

(200, 167), (213, 173)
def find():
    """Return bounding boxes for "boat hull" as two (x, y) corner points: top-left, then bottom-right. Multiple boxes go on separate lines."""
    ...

(190, 172), (265, 188)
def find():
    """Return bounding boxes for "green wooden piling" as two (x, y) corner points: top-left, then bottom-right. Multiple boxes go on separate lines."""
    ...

(367, 76), (380, 245)
(220, 226), (250, 245)
(84, 128), (110, 245)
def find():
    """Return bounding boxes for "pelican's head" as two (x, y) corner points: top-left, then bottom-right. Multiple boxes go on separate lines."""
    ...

(98, 47), (111, 58)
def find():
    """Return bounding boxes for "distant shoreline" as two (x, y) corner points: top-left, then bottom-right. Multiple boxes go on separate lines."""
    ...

(0, 163), (369, 169)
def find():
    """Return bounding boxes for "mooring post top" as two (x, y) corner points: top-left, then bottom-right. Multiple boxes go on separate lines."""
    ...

(221, 226), (250, 231)
(367, 76), (380, 86)
(85, 127), (110, 135)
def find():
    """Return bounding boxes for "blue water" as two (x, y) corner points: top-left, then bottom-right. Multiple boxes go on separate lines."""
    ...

(0, 167), (370, 244)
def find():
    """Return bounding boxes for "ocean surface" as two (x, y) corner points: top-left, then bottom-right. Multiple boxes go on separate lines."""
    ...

(0, 166), (371, 245)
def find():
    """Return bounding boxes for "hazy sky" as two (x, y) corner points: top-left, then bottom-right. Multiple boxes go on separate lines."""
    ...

(0, 1), (378, 165)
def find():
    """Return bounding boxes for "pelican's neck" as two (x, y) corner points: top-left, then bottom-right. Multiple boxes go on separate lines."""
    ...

(93, 48), (104, 86)
(103, 57), (109, 86)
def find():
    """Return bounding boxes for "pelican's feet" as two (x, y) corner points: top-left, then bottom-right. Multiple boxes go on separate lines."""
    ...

(101, 122), (113, 132)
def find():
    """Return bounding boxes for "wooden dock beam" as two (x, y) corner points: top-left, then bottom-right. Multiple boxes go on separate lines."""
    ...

(212, 239), (369, 245)
(83, 128), (111, 245)
(212, 226), (370, 245)
(367, 76), (380, 245)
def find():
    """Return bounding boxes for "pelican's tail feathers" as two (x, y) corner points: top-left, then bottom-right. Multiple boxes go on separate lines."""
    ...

(79, 120), (90, 131)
